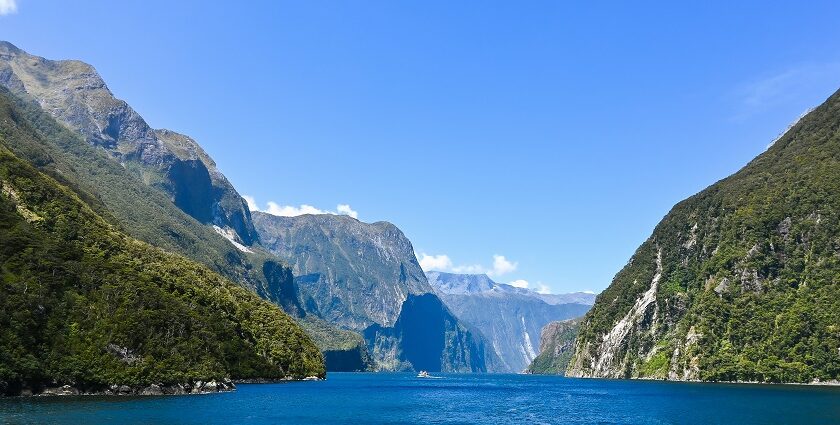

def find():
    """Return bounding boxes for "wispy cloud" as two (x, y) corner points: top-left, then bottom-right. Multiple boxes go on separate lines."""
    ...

(244, 195), (359, 219)
(417, 253), (518, 277)
(418, 253), (453, 271)
(507, 279), (552, 294)
(0, 0), (17, 16)
(509, 279), (529, 289)
(733, 62), (840, 120)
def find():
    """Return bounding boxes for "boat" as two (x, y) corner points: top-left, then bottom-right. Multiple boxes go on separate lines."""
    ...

(417, 371), (430, 378)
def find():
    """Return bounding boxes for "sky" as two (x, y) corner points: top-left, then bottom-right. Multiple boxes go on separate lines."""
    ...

(2, 1), (840, 294)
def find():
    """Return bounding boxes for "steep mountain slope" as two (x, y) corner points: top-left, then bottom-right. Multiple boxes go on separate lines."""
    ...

(428, 271), (591, 372)
(526, 319), (581, 375)
(0, 141), (324, 396)
(568, 89), (840, 383)
(0, 84), (296, 314)
(253, 212), (498, 372)
(0, 45), (360, 369)
(0, 41), (257, 245)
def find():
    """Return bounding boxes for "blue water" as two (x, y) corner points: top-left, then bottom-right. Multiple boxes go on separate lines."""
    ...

(1, 373), (838, 424)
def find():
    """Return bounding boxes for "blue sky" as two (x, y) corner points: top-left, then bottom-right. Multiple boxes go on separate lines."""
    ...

(2, 1), (840, 293)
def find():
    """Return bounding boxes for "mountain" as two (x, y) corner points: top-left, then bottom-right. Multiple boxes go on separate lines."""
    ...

(252, 212), (499, 372)
(428, 271), (592, 372)
(567, 89), (840, 383)
(0, 41), (257, 246)
(0, 126), (323, 395)
(0, 42), (364, 368)
(253, 212), (431, 329)
(526, 319), (582, 375)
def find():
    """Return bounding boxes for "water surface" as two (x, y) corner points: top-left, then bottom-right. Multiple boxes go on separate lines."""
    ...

(1, 373), (838, 424)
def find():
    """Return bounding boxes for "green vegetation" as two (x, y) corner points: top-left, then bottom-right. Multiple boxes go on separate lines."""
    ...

(0, 143), (324, 393)
(639, 348), (670, 378)
(572, 89), (840, 383)
(0, 87), (357, 365)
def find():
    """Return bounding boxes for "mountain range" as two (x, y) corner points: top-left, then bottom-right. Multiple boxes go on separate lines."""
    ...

(427, 271), (593, 372)
(0, 41), (499, 375)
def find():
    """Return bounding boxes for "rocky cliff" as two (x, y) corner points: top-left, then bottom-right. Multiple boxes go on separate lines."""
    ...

(428, 271), (592, 372)
(567, 89), (840, 383)
(364, 294), (500, 372)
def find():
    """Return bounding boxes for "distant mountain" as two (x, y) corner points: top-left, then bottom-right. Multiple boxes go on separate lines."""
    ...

(0, 41), (257, 245)
(527, 319), (581, 375)
(0, 100), (323, 395)
(427, 271), (592, 372)
(427, 271), (596, 304)
(568, 89), (840, 383)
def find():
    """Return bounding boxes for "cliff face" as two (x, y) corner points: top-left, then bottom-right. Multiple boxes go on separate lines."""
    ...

(568, 89), (840, 383)
(364, 294), (499, 372)
(0, 41), (257, 245)
(527, 319), (582, 375)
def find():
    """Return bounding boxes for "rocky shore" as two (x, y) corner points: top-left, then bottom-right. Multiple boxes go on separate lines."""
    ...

(2, 379), (236, 397)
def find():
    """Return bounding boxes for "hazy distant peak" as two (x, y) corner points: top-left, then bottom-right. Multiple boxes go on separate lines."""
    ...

(425, 271), (496, 294)
(426, 270), (597, 305)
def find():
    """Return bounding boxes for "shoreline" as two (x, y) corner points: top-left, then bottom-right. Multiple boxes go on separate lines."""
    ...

(563, 374), (840, 387)
(3, 375), (326, 398)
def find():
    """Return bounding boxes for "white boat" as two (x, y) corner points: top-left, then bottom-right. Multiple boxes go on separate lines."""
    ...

(417, 371), (430, 378)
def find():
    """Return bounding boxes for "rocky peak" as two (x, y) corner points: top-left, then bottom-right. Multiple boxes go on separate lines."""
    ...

(0, 41), (258, 245)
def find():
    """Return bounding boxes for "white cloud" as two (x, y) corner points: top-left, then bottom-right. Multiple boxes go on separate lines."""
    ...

(266, 202), (326, 217)
(417, 253), (519, 278)
(0, 0), (17, 16)
(244, 196), (359, 219)
(509, 279), (529, 289)
(536, 283), (552, 294)
(243, 195), (259, 212)
(336, 204), (358, 219)
(418, 253), (453, 272)
(488, 254), (517, 277)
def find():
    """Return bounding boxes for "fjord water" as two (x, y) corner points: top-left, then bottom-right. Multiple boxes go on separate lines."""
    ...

(2, 374), (838, 424)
